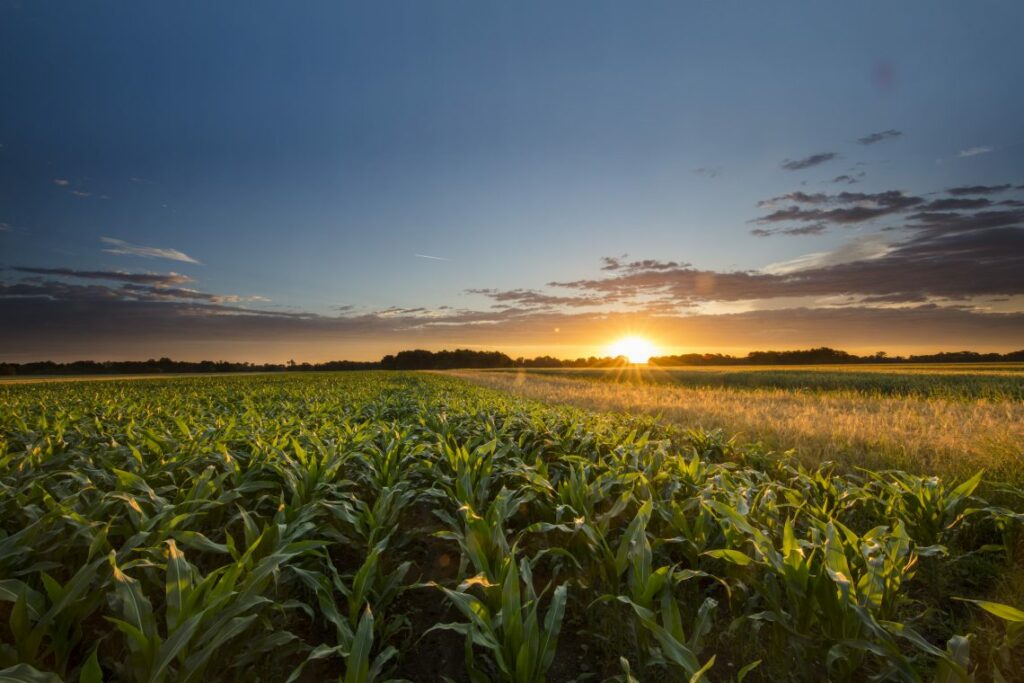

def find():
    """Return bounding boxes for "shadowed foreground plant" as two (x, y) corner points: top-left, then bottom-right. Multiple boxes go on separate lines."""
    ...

(429, 556), (567, 682)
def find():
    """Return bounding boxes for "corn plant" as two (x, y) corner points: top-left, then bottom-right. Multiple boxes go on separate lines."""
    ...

(0, 372), (1020, 681)
(429, 556), (567, 682)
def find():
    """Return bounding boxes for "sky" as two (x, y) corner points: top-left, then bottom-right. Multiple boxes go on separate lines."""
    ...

(2, 1), (1023, 362)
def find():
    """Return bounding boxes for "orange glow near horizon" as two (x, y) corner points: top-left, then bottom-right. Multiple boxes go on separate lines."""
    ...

(606, 336), (660, 364)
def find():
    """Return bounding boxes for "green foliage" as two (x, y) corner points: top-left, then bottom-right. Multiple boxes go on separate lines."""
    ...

(0, 372), (1021, 681)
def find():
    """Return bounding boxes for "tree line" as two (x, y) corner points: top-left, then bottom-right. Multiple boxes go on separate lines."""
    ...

(649, 347), (1024, 366)
(2, 346), (1022, 376)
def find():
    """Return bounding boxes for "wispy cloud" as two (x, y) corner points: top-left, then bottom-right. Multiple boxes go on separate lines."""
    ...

(751, 223), (828, 237)
(958, 146), (993, 158)
(415, 253), (449, 261)
(70, 190), (92, 198)
(780, 152), (838, 171)
(857, 129), (902, 145)
(101, 237), (201, 264)
(12, 267), (193, 286)
(761, 234), (893, 274)
(946, 184), (1012, 196)
(693, 167), (723, 178)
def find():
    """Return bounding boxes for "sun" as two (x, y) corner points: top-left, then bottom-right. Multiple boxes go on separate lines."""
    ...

(607, 336), (659, 364)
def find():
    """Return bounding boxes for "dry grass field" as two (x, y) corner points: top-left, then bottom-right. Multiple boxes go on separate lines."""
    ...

(452, 365), (1024, 482)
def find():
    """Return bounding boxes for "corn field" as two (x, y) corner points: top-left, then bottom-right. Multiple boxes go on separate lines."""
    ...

(1, 373), (1022, 682)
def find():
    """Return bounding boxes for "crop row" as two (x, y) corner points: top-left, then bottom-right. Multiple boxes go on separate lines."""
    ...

(0, 373), (1021, 681)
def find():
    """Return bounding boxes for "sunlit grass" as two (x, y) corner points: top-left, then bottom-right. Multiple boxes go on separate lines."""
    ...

(453, 365), (1024, 481)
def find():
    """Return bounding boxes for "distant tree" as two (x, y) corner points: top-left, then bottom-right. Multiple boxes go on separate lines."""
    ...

(4, 346), (1021, 376)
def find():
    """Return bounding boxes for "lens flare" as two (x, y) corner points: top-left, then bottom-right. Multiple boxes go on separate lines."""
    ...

(607, 336), (658, 364)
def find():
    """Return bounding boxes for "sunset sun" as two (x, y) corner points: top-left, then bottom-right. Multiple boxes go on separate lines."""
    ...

(607, 336), (659, 364)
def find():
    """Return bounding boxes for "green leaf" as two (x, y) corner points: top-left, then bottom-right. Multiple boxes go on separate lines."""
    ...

(165, 539), (192, 630)
(954, 598), (1024, 622)
(702, 549), (754, 566)
(0, 580), (43, 620)
(950, 470), (983, 500)
(344, 606), (374, 683)
(688, 654), (715, 683)
(79, 649), (104, 683)
(736, 659), (762, 683)
(0, 664), (63, 683)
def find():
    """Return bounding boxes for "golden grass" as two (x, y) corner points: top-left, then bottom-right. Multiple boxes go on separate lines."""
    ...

(451, 369), (1024, 481)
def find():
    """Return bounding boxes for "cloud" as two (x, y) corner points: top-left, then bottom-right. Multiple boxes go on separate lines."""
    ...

(752, 184), (1023, 236)
(1, 276), (266, 309)
(958, 146), (993, 158)
(553, 218), (1024, 304)
(118, 283), (268, 304)
(905, 208), (1024, 235)
(467, 288), (608, 308)
(920, 197), (992, 211)
(598, 257), (688, 272)
(754, 190), (923, 225)
(12, 267), (193, 286)
(53, 179), (69, 186)
(945, 184), (1013, 196)
(831, 174), (861, 185)
(101, 237), (201, 264)
(780, 153), (838, 171)
(762, 234), (893, 274)
(751, 223), (828, 237)
(1, 294), (1021, 362)
(693, 167), (723, 178)
(415, 253), (449, 261)
(70, 190), (92, 198)
(6, 175), (1023, 360)
(857, 129), (903, 145)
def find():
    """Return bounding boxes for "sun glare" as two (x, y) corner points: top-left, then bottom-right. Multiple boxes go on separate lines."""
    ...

(607, 336), (658, 364)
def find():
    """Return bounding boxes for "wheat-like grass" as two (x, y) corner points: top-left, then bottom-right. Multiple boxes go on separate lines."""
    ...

(452, 369), (1024, 480)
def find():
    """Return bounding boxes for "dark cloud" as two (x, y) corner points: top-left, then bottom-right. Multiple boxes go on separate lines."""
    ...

(831, 175), (860, 185)
(945, 185), (1013, 196)
(857, 129), (903, 145)
(905, 209), (1024, 234)
(12, 267), (193, 286)
(466, 288), (608, 308)
(630, 260), (687, 271)
(751, 224), (828, 237)
(555, 217), (1024, 303)
(755, 190), (924, 225)
(859, 293), (929, 304)
(1, 277), (265, 309)
(598, 258), (688, 272)
(920, 198), (992, 211)
(780, 153), (838, 171)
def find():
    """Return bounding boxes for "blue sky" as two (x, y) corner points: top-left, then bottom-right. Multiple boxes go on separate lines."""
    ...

(2, 1), (1023, 361)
